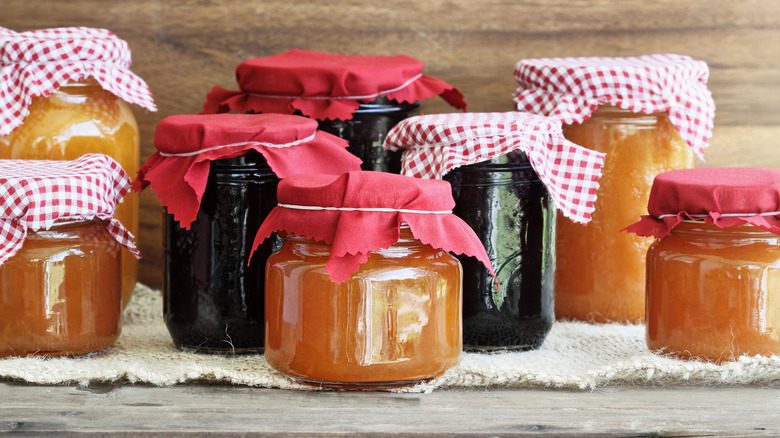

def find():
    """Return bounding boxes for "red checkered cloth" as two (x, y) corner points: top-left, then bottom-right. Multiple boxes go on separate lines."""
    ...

(0, 154), (140, 264)
(383, 112), (605, 224)
(513, 54), (715, 159)
(200, 49), (466, 120)
(0, 26), (156, 136)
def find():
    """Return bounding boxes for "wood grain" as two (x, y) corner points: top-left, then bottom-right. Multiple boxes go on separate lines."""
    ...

(4, 0), (780, 285)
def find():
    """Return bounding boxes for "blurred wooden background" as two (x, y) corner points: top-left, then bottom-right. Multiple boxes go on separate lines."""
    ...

(4, 0), (780, 287)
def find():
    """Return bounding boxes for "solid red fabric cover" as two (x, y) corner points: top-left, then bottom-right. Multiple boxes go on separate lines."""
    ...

(252, 171), (496, 283)
(624, 167), (780, 238)
(134, 113), (362, 229)
(201, 49), (466, 120)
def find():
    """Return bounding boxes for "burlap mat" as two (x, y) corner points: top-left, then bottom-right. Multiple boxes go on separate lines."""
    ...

(2, 284), (779, 392)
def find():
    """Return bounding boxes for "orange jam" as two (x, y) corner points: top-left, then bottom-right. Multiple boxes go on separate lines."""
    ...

(264, 226), (463, 388)
(0, 219), (122, 357)
(555, 105), (694, 323)
(646, 222), (780, 363)
(0, 78), (140, 309)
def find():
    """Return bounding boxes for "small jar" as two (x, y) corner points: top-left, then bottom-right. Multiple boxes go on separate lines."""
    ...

(0, 220), (121, 357)
(265, 226), (462, 387)
(514, 54), (715, 323)
(0, 27), (157, 309)
(0, 154), (138, 357)
(626, 167), (780, 363)
(445, 151), (555, 350)
(254, 171), (493, 388)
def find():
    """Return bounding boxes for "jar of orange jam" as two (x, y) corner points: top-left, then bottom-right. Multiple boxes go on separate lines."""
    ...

(626, 167), (780, 362)
(0, 154), (138, 357)
(0, 26), (156, 309)
(254, 171), (494, 388)
(514, 54), (715, 323)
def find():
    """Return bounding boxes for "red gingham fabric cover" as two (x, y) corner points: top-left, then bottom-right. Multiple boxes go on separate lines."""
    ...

(252, 171), (495, 283)
(383, 112), (606, 224)
(0, 153), (139, 264)
(624, 167), (780, 238)
(200, 49), (466, 120)
(513, 54), (715, 159)
(135, 113), (363, 229)
(0, 26), (156, 136)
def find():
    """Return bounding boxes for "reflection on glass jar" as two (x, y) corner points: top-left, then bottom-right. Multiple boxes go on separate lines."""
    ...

(0, 219), (122, 357)
(264, 226), (462, 388)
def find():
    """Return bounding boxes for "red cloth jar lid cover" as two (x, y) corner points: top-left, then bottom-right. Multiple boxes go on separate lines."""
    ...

(624, 167), (780, 238)
(200, 49), (467, 120)
(0, 26), (157, 136)
(513, 54), (715, 159)
(383, 112), (606, 224)
(0, 153), (139, 264)
(253, 171), (495, 283)
(135, 113), (362, 229)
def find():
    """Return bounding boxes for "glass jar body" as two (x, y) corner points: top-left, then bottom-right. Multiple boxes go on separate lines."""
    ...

(264, 228), (463, 388)
(555, 105), (694, 323)
(0, 78), (140, 309)
(646, 222), (780, 363)
(163, 151), (279, 354)
(0, 219), (122, 357)
(444, 151), (555, 350)
(314, 97), (421, 173)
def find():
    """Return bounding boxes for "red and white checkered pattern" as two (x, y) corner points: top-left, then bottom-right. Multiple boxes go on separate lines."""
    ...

(383, 112), (605, 224)
(0, 153), (139, 264)
(0, 26), (156, 136)
(513, 54), (715, 159)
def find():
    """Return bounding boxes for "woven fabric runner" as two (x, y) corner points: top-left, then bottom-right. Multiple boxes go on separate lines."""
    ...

(1, 284), (779, 392)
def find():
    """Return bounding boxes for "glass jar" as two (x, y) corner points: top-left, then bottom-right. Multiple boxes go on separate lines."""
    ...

(264, 225), (462, 388)
(315, 97), (421, 173)
(164, 151), (278, 354)
(646, 221), (780, 363)
(0, 78), (140, 309)
(445, 151), (555, 350)
(555, 105), (694, 323)
(0, 219), (122, 357)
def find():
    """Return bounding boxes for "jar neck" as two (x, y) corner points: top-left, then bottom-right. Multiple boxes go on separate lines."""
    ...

(669, 220), (780, 241)
(589, 103), (667, 123)
(56, 77), (103, 95)
(281, 224), (426, 255)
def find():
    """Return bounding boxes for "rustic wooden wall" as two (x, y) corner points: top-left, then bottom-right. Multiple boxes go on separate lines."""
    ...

(4, 0), (780, 287)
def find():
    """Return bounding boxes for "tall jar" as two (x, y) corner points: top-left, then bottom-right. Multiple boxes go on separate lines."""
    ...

(254, 171), (494, 388)
(445, 151), (555, 350)
(0, 26), (157, 309)
(383, 112), (605, 350)
(0, 155), (138, 357)
(201, 49), (466, 173)
(514, 54), (715, 323)
(135, 113), (361, 354)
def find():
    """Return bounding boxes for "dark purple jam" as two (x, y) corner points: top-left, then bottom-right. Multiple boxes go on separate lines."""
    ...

(444, 150), (555, 351)
(163, 151), (278, 354)
(316, 97), (421, 173)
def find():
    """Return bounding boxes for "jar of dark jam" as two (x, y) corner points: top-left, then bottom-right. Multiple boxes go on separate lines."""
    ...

(445, 150), (555, 351)
(316, 97), (421, 173)
(163, 151), (279, 354)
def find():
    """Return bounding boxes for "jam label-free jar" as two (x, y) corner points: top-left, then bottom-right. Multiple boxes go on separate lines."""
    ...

(514, 54), (716, 323)
(626, 167), (780, 363)
(254, 171), (494, 388)
(0, 26), (157, 309)
(135, 113), (361, 354)
(201, 49), (466, 173)
(384, 112), (605, 350)
(0, 154), (139, 357)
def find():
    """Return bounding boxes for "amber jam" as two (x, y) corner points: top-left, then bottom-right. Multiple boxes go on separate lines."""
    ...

(164, 151), (278, 354)
(264, 226), (462, 388)
(555, 105), (694, 323)
(0, 219), (122, 357)
(445, 150), (555, 350)
(0, 78), (140, 309)
(646, 221), (780, 363)
(315, 97), (421, 173)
